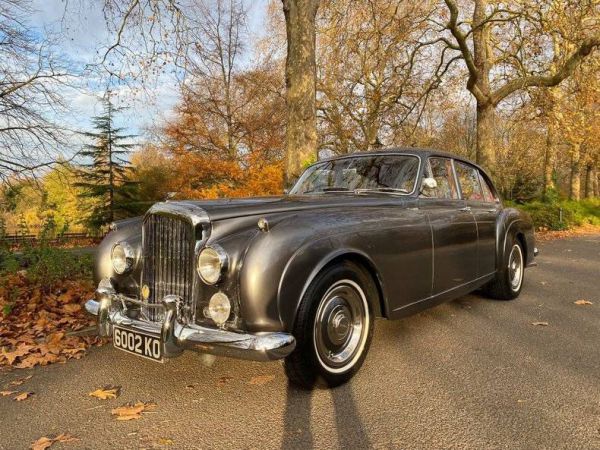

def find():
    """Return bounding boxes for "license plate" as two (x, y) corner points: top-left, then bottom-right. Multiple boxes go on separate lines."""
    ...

(113, 327), (163, 362)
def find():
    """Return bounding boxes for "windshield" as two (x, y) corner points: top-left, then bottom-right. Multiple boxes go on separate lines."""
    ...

(290, 154), (420, 195)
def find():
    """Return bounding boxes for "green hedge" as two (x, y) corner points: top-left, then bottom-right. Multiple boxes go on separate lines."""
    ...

(0, 245), (92, 285)
(507, 198), (600, 231)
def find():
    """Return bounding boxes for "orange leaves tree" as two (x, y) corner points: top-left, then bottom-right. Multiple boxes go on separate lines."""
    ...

(162, 22), (286, 199)
(164, 71), (285, 199)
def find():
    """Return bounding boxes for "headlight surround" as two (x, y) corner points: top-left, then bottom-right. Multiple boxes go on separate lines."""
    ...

(197, 245), (228, 285)
(111, 241), (135, 274)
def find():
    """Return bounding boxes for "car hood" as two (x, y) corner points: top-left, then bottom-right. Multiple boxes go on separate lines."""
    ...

(175, 195), (414, 221)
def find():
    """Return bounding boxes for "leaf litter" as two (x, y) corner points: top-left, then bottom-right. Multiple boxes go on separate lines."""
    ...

(0, 275), (106, 370)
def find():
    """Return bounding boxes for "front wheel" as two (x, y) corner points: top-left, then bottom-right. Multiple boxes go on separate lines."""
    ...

(284, 261), (375, 388)
(484, 237), (525, 300)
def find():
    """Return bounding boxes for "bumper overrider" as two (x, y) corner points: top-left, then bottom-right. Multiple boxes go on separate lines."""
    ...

(85, 280), (296, 361)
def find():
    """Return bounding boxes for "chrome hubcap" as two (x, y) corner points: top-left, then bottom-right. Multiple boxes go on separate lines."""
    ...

(508, 244), (523, 291)
(314, 280), (369, 373)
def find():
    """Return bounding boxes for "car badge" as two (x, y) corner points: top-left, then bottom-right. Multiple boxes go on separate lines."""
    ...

(141, 284), (151, 300)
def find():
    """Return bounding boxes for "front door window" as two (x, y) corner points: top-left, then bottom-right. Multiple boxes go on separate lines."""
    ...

(421, 157), (459, 199)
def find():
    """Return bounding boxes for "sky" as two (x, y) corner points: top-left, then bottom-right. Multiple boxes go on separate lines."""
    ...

(28, 0), (269, 143)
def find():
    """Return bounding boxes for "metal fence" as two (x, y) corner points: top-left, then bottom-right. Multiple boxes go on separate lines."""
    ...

(2, 232), (105, 245)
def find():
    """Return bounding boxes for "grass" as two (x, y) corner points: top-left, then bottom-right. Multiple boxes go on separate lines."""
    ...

(507, 197), (600, 231)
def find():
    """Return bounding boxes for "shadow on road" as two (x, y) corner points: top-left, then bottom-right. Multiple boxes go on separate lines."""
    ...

(281, 381), (369, 449)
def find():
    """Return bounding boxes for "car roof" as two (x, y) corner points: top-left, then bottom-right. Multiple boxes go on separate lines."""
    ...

(317, 147), (490, 178)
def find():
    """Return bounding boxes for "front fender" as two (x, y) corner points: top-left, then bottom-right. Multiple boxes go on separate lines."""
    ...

(239, 217), (385, 333)
(277, 240), (384, 332)
(94, 217), (142, 296)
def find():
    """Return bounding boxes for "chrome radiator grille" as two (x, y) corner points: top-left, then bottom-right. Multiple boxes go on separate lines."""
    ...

(141, 214), (195, 321)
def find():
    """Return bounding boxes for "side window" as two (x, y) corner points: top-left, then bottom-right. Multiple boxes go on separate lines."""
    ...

(455, 161), (484, 201)
(421, 157), (458, 199)
(479, 172), (496, 203)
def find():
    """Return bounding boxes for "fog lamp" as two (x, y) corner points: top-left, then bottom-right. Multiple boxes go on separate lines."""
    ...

(208, 292), (231, 326)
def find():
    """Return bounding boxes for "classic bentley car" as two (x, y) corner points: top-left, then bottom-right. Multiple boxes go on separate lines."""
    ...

(86, 148), (537, 387)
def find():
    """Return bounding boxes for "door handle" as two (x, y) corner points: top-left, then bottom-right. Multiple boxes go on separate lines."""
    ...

(486, 208), (497, 213)
(459, 206), (471, 212)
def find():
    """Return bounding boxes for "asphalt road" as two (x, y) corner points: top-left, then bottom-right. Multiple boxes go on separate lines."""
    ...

(1, 235), (599, 450)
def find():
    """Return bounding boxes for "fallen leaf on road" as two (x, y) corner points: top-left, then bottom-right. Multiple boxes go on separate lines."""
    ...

(248, 375), (275, 386)
(1, 390), (16, 396)
(30, 436), (52, 450)
(89, 386), (120, 400)
(217, 376), (234, 386)
(14, 391), (33, 401)
(31, 433), (78, 450)
(9, 375), (32, 386)
(1, 345), (34, 365)
(531, 321), (549, 326)
(111, 401), (156, 421)
(574, 299), (593, 306)
(53, 433), (78, 444)
(158, 438), (174, 445)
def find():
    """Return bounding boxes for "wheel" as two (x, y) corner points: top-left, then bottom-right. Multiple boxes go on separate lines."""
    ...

(284, 261), (375, 388)
(484, 236), (525, 300)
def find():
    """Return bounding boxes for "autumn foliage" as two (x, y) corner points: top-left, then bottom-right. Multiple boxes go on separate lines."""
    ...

(158, 62), (286, 200)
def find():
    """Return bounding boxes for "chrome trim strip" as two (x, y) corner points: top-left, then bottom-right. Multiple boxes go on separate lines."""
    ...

(85, 290), (296, 362)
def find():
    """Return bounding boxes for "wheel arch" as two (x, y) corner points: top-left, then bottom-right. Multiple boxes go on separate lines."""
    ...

(496, 208), (534, 272)
(278, 246), (388, 332)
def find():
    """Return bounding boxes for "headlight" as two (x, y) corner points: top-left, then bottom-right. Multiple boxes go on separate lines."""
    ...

(197, 245), (228, 284)
(207, 292), (231, 325)
(111, 242), (135, 274)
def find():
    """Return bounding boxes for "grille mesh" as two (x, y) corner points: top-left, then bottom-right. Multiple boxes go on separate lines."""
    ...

(141, 214), (194, 321)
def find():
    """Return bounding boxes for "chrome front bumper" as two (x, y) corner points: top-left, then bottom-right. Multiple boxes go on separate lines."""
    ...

(85, 282), (295, 361)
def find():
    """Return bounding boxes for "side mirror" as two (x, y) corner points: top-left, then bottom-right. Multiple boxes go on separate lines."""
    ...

(422, 177), (437, 190)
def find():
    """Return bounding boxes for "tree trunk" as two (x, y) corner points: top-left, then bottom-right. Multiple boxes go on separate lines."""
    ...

(282, 0), (320, 187)
(569, 143), (581, 200)
(472, 0), (495, 171)
(584, 164), (593, 198)
(476, 102), (496, 170)
(542, 114), (557, 198)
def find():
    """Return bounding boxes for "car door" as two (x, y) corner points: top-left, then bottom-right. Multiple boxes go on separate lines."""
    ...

(418, 157), (478, 295)
(454, 161), (498, 277)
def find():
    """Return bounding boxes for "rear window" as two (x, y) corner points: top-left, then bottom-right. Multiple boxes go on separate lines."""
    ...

(455, 161), (484, 201)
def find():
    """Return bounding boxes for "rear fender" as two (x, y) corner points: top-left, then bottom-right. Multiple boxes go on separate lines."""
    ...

(496, 208), (535, 271)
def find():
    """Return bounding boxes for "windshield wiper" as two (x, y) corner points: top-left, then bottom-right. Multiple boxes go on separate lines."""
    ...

(302, 187), (352, 194)
(355, 187), (410, 195)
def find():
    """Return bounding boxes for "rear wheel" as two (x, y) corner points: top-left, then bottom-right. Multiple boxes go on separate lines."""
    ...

(484, 236), (524, 300)
(284, 261), (375, 388)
